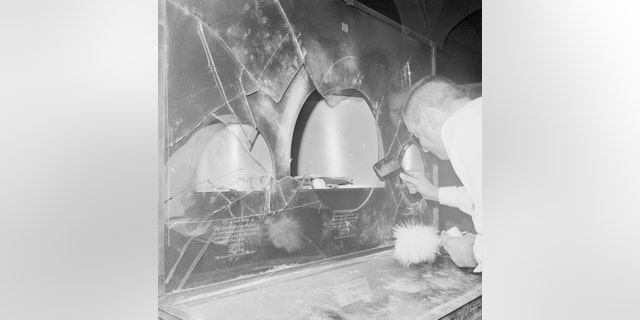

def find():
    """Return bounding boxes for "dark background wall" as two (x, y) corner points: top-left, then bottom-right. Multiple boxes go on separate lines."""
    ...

(359, 0), (481, 84)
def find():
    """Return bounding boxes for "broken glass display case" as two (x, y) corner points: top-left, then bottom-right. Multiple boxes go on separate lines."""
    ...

(159, 0), (481, 318)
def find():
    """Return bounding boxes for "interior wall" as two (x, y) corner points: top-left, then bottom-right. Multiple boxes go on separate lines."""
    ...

(294, 95), (380, 187)
(438, 9), (482, 84)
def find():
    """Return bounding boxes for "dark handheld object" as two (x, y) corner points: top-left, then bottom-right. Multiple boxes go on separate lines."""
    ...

(373, 156), (402, 180)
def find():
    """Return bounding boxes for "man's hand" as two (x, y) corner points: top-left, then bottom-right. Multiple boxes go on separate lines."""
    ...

(399, 170), (438, 201)
(440, 231), (478, 268)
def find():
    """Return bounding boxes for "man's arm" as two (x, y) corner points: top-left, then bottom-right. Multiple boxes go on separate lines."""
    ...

(399, 170), (438, 201)
(399, 170), (473, 215)
(400, 170), (480, 271)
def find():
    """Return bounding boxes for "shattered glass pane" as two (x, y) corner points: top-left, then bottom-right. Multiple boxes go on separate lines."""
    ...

(171, 0), (303, 102)
(257, 32), (304, 101)
(166, 4), (223, 145)
(270, 176), (299, 212)
(198, 22), (258, 107)
(165, 120), (276, 291)
(162, 0), (439, 295)
(280, 0), (423, 108)
(317, 56), (362, 96)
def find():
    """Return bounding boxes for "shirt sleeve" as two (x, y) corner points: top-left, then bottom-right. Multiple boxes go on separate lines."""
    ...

(438, 186), (474, 215)
(439, 186), (482, 273)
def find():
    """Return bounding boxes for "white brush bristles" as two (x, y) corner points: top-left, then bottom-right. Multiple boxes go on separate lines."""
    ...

(267, 217), (302, 253)
(392, 221), (442, 266)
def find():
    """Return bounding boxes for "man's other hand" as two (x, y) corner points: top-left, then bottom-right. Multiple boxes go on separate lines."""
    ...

(440, 231), (478, 268)
(399, 170), (438, 201)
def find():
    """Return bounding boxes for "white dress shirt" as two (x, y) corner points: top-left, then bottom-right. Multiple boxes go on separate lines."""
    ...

(438, 97), (482, 272)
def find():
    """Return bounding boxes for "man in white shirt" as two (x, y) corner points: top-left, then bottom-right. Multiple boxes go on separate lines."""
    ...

(399, 76), (482, 272)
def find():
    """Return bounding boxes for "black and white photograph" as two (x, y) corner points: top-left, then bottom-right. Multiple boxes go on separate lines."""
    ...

(158, 0), (481, 319)
(2, 0), (640, 319)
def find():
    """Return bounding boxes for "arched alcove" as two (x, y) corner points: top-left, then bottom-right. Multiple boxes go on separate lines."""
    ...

(292, 92), (379, 185)
(290, 90), (382, 210)
(167, 121), (274, 219)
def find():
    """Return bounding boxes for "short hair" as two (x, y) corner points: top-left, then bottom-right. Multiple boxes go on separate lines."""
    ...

(401, 76), (466, 127)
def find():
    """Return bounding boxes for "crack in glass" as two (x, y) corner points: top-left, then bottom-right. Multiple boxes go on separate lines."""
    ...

(162, 0), (437, 294)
